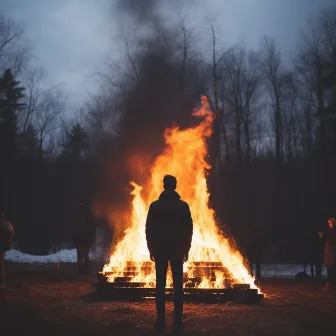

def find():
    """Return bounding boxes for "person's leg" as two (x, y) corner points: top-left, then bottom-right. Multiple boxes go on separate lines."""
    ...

(310, 264), (314, 277)
(331, 267), (336, 288)
(249, 261), (254, 276)
(170, 258), (184, 327)
(255, 258), (261, 279)
(76, 248), (80, 266)
(155, 258), (168, 327)
(83, 247), (89, 273)
(315, 263), (322, 278)
(0, 251), (6, 287)
(77, 248), (84, 273)
(324, 267), (333, 291)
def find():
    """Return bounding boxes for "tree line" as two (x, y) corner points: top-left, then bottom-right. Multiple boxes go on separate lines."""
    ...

(0, 6), (335, 261)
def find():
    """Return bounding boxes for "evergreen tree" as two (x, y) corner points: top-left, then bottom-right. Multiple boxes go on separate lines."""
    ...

(0, 68), (25, 208)
(62, 123), (88, 159)
(19, 124), (40, 159)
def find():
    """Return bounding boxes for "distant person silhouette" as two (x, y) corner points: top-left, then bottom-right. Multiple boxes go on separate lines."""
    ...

(307, 232), (323, 278)
(74, 201), (93, 274)
(146, 175), (193, 331)
(319, 217), (336, 291)
(247, 231), (265, 279)
(0, 210), (15, 288)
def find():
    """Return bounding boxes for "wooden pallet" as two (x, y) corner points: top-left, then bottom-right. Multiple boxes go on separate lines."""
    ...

(94, 278), (263, 303)
(96, 261), (262, 303)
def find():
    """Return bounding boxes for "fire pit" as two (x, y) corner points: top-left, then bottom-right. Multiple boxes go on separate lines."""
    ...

(95, 97), (263, 303)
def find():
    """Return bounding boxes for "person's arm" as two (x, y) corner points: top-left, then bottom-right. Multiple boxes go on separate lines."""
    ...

(8, 222), (15, 241)
(145, 203), (156, 260)
(9, 222), (15, 237)
(183, 204), (193, 261)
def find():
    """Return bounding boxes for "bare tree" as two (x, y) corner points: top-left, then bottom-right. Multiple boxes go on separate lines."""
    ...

(35, 88), (63, 156)
(220, 48), (262, 164)
(221, 48), (244, 164)
(20, 69), (65, 156)
(281, 71), (301, 160)
(21, 69), (45, 132)
(0, 15), (30, 75)
(206, 22), (238, 166)
(242, 51), (263, 163)
(85, 86), (120, 152)
(296, 8), (336, 151)
(261, 37), (284, 165)
(174, 14), (200, 96)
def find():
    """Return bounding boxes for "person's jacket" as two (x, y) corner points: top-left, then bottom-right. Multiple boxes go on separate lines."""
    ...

(145, 189), (193, 259)
(323, 227), (336, 267)
(308, 233), (324, 263)
(74, 228), (93, 249)
(0, 220), (15, 252)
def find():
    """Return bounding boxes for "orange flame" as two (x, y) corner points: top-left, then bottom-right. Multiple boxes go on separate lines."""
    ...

(103, 96), (258, 291)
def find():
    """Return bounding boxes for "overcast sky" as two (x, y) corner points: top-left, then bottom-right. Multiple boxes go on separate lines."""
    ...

(0, 0), (335, 109)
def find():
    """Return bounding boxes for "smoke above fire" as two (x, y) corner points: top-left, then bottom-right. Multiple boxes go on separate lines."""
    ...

(93, 0), (205, 232)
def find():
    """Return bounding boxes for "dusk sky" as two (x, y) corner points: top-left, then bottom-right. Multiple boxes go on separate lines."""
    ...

(1, 0), (335, 108)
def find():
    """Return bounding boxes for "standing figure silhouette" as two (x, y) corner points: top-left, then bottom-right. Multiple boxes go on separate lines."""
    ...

(146, 175), (193, 332)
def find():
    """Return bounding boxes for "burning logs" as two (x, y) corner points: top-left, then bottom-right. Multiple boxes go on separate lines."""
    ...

(95, 261), (263, 303)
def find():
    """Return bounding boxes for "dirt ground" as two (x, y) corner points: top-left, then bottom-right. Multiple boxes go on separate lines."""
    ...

(1, 262), (336, 336)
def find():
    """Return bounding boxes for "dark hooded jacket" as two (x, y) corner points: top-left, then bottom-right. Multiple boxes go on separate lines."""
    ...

(74, 226), (93, 250)
(145, 190), (193, 259)
(0, 220), (15, 252)
(323, 227), (336, 267)
(308, 233), (324, 264)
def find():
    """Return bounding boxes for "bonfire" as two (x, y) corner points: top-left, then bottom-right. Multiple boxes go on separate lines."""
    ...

(102, 96), (258, 292)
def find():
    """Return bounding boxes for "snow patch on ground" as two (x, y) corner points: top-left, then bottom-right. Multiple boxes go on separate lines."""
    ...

(251, 264), (327, 277)
(5, 249), (99, 264)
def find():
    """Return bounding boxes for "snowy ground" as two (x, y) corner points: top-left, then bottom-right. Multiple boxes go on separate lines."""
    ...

(5, 249), (327, 278)
(5, 249), (99, 264)
(251, 264), (328, 278)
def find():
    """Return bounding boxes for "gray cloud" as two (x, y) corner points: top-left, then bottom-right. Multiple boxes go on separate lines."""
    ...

(0, 0), (112, 107)
(0, 0), (335, 108)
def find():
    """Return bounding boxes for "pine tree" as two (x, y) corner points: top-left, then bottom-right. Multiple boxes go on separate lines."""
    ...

(62, 124), (88, 159)
(0, 68), (25, 207)
(19, 124), (40, 159)
(0, 69), (25, 158)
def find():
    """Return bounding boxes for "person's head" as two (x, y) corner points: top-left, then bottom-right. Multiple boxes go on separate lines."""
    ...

(328, 217), (336, 228)
(163, 175), (177, 191)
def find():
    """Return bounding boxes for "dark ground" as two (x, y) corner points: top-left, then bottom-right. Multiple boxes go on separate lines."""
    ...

(0, 262), (336, 336)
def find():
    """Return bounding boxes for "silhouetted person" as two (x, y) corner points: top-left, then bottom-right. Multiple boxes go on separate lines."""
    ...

(319, 217), (336, 291)
(0, 211), (15, 288)
(146, 175), (193, 332)
(74, 201), (93, 274)
(247, 232), (265, 279)
(307, 232), (323, 278)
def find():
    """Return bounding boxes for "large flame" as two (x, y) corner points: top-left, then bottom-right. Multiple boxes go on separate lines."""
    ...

(103, 96), (257, 290)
